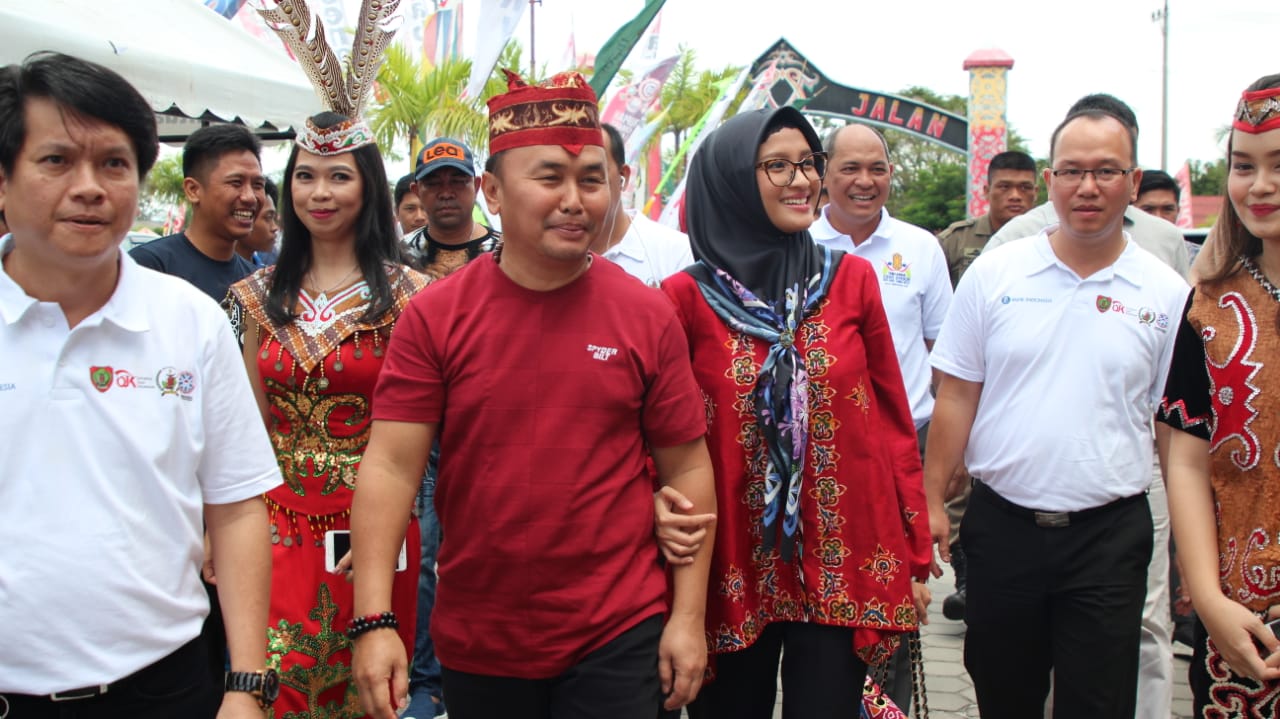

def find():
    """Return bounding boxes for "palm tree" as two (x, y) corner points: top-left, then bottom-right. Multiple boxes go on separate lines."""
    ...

(368, 41), (539, 166)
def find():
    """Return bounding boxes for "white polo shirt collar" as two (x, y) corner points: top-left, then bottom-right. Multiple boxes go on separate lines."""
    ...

(811, 206), (893, 249)
(0, 236), (149, 333)
(1024, 226), (1145, 289)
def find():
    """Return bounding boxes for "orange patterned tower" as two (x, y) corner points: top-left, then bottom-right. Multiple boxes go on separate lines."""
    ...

(963, 49), (1014, 218)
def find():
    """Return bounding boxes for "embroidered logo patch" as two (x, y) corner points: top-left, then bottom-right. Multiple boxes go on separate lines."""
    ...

(1095, 295), (1169, 331)
(881, 253), (911, 287)
(156, 367), (196, 399)
(90, 366), (114, 393)
(586, 344), (618, 361)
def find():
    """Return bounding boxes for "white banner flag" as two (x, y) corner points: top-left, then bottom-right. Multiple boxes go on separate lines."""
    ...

(463, 0), (525, 100)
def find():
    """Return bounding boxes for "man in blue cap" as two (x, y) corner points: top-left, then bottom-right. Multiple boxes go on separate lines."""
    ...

(401, 137), (500, 283)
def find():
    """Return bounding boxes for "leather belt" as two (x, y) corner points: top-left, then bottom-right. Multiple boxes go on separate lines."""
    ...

(50, 685), (111, 701)
(972, 479), (1146, 528)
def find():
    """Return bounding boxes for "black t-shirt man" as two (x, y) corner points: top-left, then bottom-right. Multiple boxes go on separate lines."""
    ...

(130, 232), (255, 302)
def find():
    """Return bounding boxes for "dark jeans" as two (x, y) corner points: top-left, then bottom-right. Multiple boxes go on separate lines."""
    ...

(1, 637), (218, 719)
(689, 622), (869, 719)
(409, 464), (444, 714)
(963, 480), (1152, 719)
(441, 614), (664, 719)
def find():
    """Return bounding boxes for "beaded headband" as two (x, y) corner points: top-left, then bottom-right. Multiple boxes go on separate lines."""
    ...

(486, 70), (602, 155)
(1234, 87), (1280, 134)
(259, 0), (399, 155)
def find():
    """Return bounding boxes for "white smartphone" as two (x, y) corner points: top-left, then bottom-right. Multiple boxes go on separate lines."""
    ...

(323, 530), (408, 573)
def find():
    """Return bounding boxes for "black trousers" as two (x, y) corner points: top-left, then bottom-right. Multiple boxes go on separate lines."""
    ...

(688, 622), (868, 719)
(962, 481), (1152, 719)
(0, 637), (218, 719)
(441, 614), (663, 719)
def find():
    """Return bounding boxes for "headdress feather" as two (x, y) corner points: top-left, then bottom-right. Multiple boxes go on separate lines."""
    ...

(258, 0), (399, 154)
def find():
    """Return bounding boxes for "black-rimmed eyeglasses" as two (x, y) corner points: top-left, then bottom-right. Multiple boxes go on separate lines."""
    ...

(756, 152), (828, 187)
(1049, 167), (1136, 187)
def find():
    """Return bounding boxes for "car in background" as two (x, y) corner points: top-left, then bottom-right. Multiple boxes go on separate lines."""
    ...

(1183, 227), (1209, 264)
(120, 231), (159, 252)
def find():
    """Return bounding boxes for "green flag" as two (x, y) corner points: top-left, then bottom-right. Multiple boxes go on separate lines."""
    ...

(588, 0), (667, 98)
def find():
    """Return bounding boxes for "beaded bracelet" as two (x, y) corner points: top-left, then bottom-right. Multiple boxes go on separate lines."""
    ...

(347, 611), (399, 640)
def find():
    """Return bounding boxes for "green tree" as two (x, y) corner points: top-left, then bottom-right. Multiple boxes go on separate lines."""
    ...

(658, 47), (740, 151)
(893, 162), (967, 232)
(368, 42), (528, 166)
(1190, 158), (1227, 196)
(142, 155), (185, 206)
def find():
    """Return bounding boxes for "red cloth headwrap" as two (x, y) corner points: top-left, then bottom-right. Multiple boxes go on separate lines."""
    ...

(1234, 87), (1280, 134)
(486, 70), (603, 155)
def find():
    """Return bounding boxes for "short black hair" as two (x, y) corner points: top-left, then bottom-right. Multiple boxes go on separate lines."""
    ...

(1138, 168), (1179, 201)
(1049, 109), (1139, 165)
(394, 173), (415, 207)
(1066, 93), (1138, 133)
(0, 52), (158, 179)
(988, 150), (1036, 175)
(263, 177), (279, 206)
(182, 123), (262, 181)
(601, 123), (626, 171)
(484, 151), (503, 175)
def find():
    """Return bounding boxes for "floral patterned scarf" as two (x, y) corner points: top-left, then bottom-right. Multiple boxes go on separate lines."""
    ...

(692, 245), (839, 560)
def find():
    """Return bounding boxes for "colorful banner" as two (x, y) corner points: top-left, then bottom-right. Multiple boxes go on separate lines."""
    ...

(399, 0), (434, 59)
(588, 0), (667, 98)
(625, 109), (668, 166)
(1174, 161), (1194, 229)
(650, 66), (751, 225)
(203, 0), (247, 20)
(463, 0), (526, 100)
(600, 55), (678, 148)
(422, 1), (463, 69)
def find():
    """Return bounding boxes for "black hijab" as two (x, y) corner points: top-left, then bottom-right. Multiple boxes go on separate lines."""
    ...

(682, 106), (840, 561)
(685, 105), (825, 308)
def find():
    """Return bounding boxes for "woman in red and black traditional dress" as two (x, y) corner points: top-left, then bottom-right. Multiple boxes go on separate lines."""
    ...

(660, 106), (931, 718)
(1161, 73), (1280, 716)
(228, 110), (426, 718)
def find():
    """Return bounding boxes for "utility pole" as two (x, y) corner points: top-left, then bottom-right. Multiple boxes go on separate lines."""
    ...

(1152, 0), (1169, 170)
(529, 0), (541, 77)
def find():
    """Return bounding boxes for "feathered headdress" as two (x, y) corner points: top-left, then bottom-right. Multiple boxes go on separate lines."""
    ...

(258, 0), (399, 155)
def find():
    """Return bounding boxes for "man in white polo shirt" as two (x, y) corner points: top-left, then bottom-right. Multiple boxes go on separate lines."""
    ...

(924, 107), (1188, 718)
(592, 123), (694, 288)
(811, 122), (951, 712)
(0, 52), (281, 718)
(981, 93), (1187, 719)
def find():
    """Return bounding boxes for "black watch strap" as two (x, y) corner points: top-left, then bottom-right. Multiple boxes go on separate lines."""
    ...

(225, 669), (280, 707)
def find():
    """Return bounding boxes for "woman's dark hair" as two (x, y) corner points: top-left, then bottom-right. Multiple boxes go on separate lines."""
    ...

(1207, 73), (1280, 284)
(267, 111), (405, 326)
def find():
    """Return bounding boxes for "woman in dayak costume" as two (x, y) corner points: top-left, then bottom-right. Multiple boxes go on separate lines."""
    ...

(1162, 73), (1280, 716)
(227, 2), (426, 715)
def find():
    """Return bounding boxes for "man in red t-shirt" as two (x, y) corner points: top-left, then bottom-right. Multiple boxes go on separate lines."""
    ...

(349, 71), (716, 719)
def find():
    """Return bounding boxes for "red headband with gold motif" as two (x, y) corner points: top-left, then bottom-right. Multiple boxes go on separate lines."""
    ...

(486, 70), (602, 155)
(1234, 87), (1280, 134)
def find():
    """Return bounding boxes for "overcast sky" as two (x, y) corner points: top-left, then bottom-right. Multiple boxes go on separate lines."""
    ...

(446, 0), (1276, 168)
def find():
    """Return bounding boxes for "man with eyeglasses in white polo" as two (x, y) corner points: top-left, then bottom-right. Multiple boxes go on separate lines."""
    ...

(979, 94), (1189, 719)
(923, 105), (1189, 718)
(809, 122), (951, 713)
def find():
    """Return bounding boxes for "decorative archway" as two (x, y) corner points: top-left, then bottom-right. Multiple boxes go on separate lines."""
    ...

(747, 39), (1012, 219)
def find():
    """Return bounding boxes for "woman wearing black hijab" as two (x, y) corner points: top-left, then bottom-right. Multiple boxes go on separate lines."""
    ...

(661, 107), (931, 718)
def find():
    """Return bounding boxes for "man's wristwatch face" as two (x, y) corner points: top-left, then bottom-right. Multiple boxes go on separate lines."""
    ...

(225, 669), (280, 707)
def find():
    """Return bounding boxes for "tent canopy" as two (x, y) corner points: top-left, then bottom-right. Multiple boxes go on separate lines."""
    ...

(0, 0), (323, 140)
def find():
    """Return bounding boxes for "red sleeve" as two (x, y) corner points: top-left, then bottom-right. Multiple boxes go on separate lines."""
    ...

(372, 295), (444, 424)
(640, 310), (707, 448)
(854, 261), (932, 580)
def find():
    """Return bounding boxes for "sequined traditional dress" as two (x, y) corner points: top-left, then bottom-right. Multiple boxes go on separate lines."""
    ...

(229, 265), (428, 719)
(1160, 259), (1280, 715)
